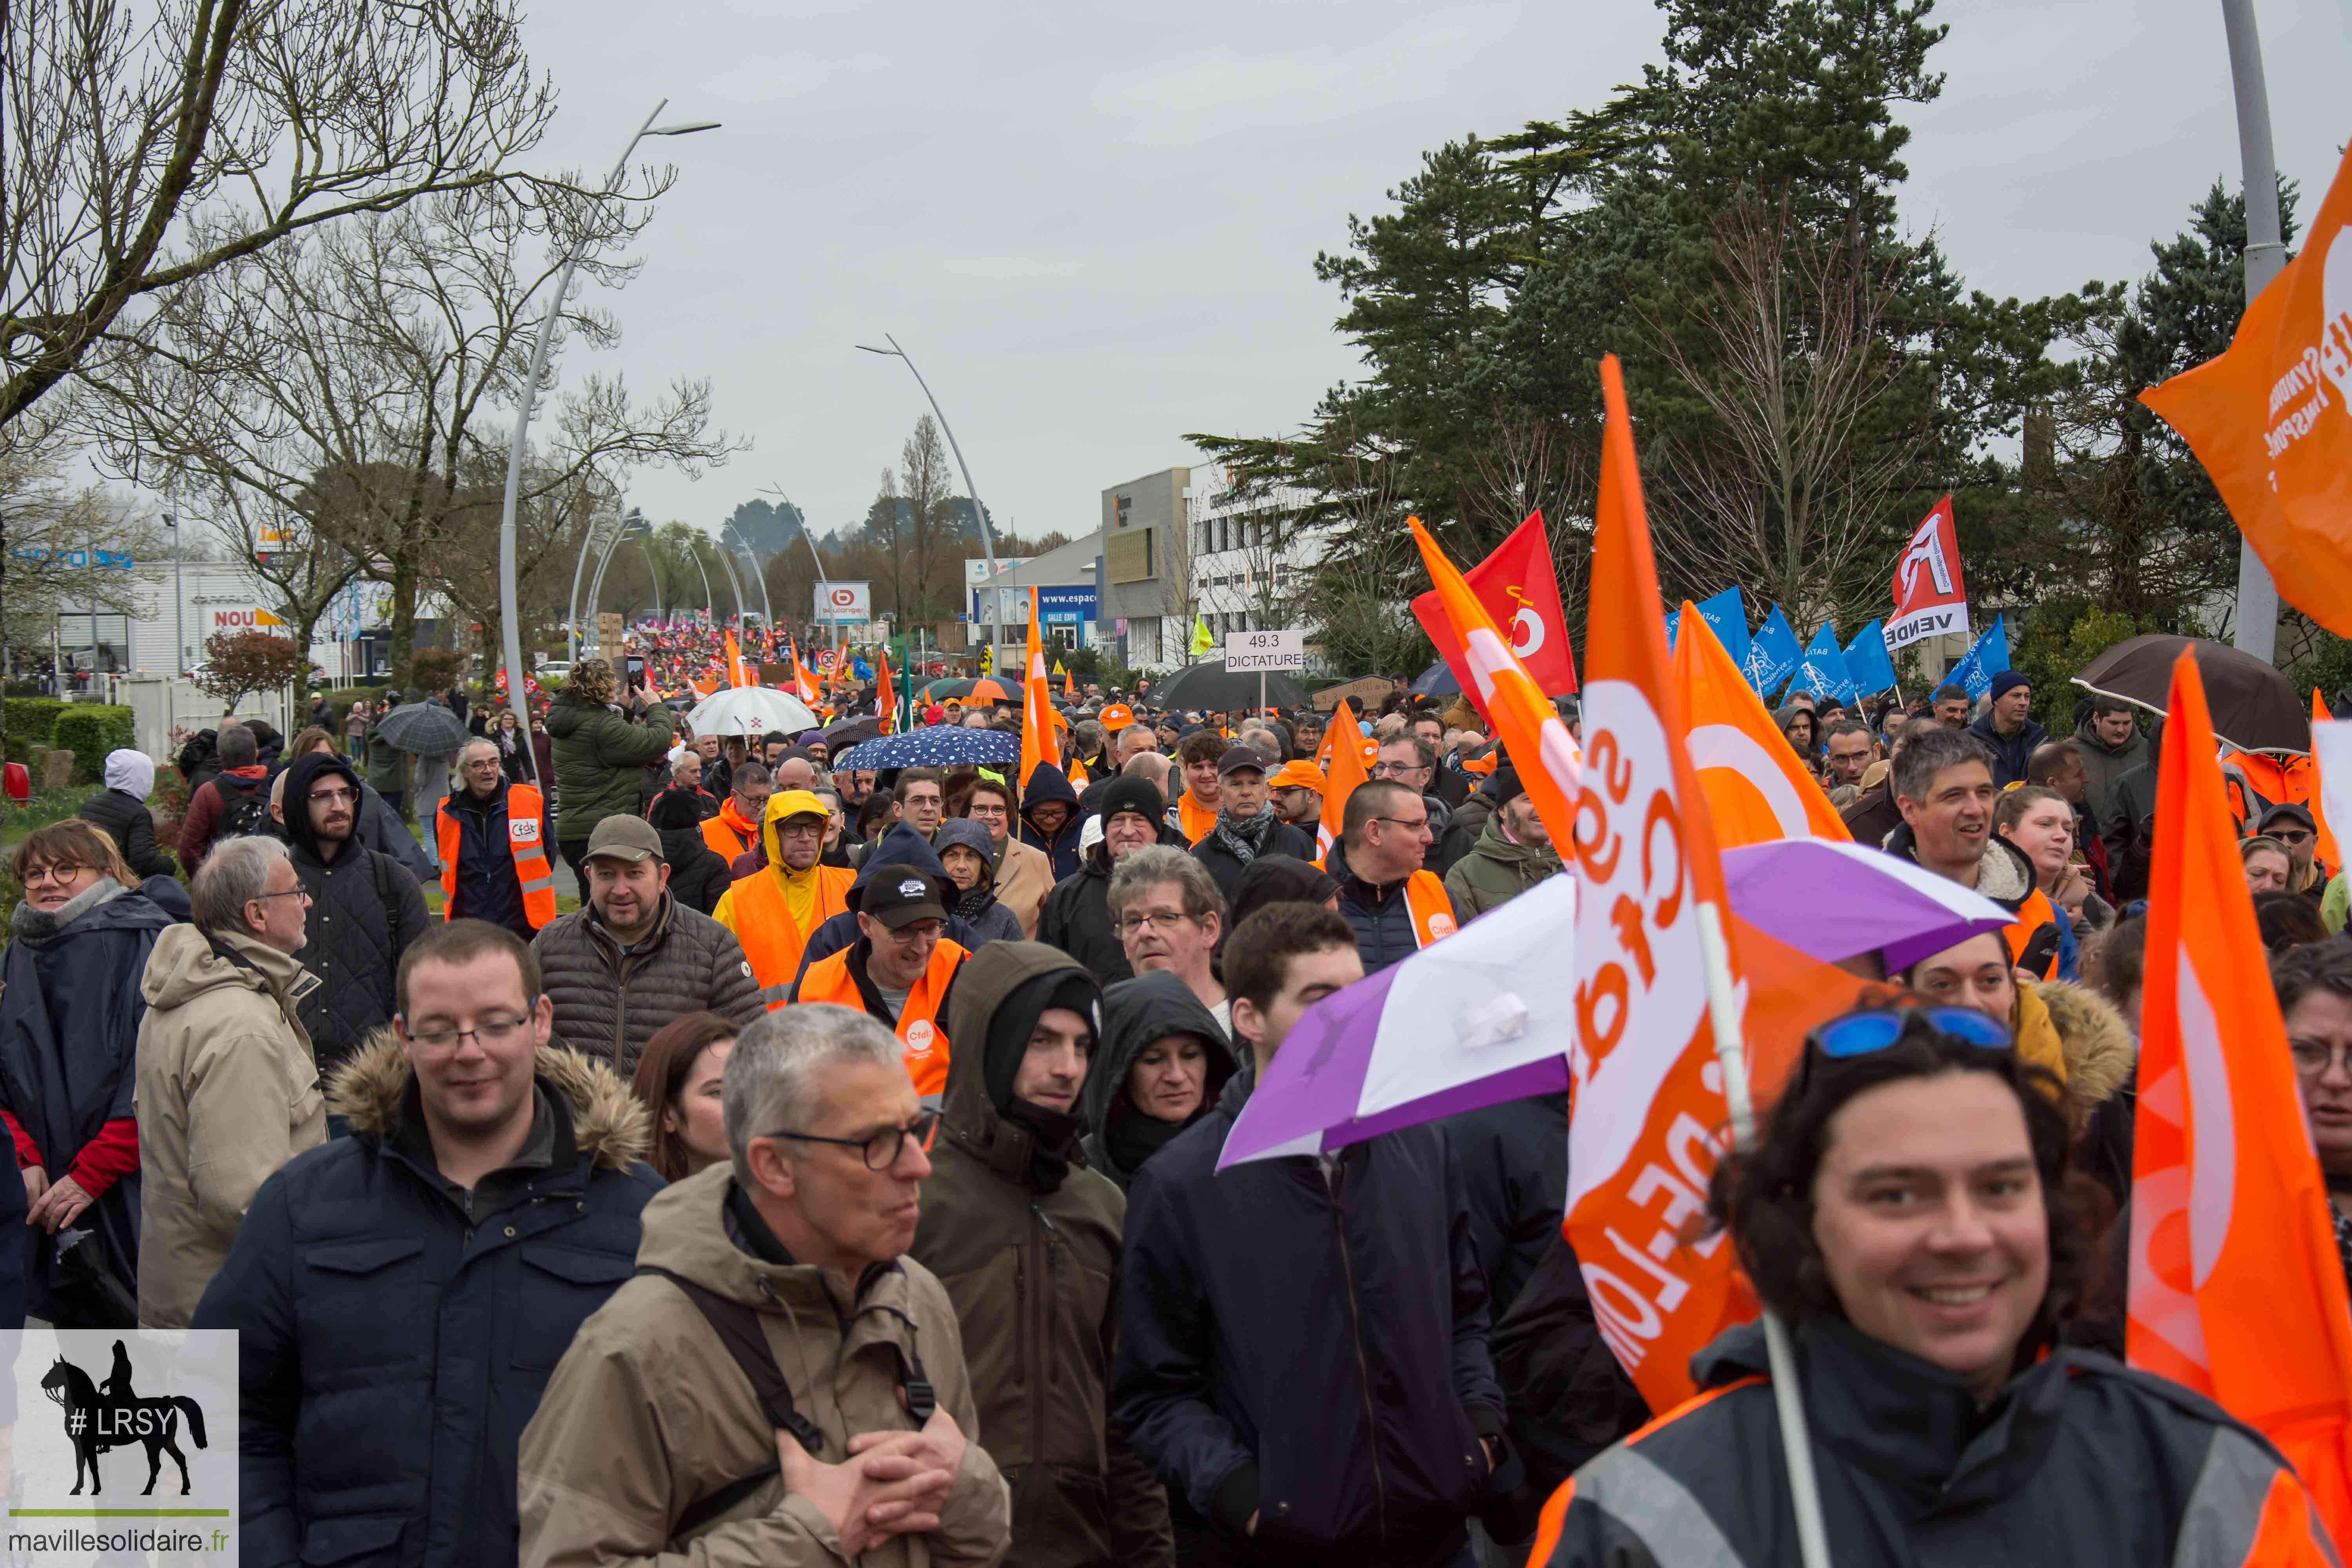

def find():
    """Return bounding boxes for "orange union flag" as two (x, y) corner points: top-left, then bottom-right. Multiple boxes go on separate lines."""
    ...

(2142, 141), (2352, 635)
(1673, 604), (1850, 845)
(1564, 356), (1752, 1412)
(1019, 587), (1055, 788)
(1316, 698), (1375, 858)
(2130, 649), (2352, 1545)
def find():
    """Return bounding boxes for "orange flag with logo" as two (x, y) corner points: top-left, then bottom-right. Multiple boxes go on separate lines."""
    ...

(724, 630), (750, 689)
(1407, 517), (1582, 844)
(1674, 605), (1851, 844)
(1315, 699), (1374, 773)
(1316, 698), (1375, 857)
(2131, 649), (2352, 1545)
(1019, 588), (1055, 788)
(875, 644), (897, 734)
(2316, 691), (2343, 870)
(785, 639), (818, 703)
(2141, 142), (2352, 636)
(1563, 356), (1754, 1414)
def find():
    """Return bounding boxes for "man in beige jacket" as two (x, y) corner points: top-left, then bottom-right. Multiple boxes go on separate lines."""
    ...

(134, 834), (327, 1327)
(519, 1002), (1010, 1567)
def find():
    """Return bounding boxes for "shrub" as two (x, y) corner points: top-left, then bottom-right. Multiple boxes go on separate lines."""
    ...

(48, 705), (136, 783)
(4, 697), (66, 754)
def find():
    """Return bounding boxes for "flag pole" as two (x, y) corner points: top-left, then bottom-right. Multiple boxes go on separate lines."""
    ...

(1695, 900), (1835, 1568)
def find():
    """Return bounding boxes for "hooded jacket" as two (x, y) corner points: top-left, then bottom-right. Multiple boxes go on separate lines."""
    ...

(1881, 822), (2071, 979)
(2102, 758), (2162, 904)
(710, 788), (858, 1002)
(0, 877), (176, 1323)
(192, 1037), (661, 1568)
(281, 750), (432, 1072)
(2073, 713), (2151, 824)
(134, 922), (326, 1328)
(1528, 1317), (2335, 1568)
(1443, 809), (1563, 920)
(544, 688), (676, 844)
(936, 818), (1027, 947)
(910, 942), (1175, 1568)
(1114, 1067), (1508, 1567)
(79, 750), (176, 878)
(1965, 710), (2052, 789)
(791, 821), (989, 983)
(516, 1163), (1012, 1568)
(532, 892), (763, 1081)
(648, 789), (733, 916)
(1080, 971), (1237, 1192)
(1018, 762), (1085, 882)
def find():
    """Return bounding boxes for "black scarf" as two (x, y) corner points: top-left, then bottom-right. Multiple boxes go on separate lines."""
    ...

(1004, 1099), (1085, 1194)
(1210, 805), (1281, 867)
(952, 883), (1000, 924)
(1105, 1100), (1193, 1178)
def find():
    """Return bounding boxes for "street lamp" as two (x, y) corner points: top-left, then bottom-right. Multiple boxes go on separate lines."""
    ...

(855, 334), (1004, 671)
(2221, 0), (2285, 662)
(160, 512), (183, 678)
(496, 99), (718, 733)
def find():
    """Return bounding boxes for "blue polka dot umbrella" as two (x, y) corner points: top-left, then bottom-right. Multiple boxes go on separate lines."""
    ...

(833, 724), (1021, 771)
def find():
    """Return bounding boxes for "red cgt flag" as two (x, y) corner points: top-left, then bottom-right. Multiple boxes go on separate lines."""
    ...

(1410, 509), (1579, 716)
(2131, 649), (2352, 1547)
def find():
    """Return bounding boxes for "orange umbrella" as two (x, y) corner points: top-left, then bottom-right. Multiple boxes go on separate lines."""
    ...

(967, 677), (1016, 704)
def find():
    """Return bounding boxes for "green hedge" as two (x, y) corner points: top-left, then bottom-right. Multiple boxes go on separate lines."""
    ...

(47, 705), (135, 783)
(4, 697), (65, 753)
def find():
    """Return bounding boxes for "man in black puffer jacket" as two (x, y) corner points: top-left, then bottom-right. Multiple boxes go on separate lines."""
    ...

(279, 749), (430, 1075)
(1040, 774), (1181, 985)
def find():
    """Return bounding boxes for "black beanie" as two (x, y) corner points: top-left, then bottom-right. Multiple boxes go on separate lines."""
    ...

(1098, 772), (1165, 829)
(983, 969), (1104, 1116)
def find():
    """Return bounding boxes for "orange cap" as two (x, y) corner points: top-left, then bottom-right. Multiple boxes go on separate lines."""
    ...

(1270, 760), (1327, 791)
(1100, 703), (1135, 730)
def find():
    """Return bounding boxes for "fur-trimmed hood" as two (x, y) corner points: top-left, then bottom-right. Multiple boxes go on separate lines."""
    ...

(325, 1028), (652, 1172)
(2033, 978), (2135, 1116)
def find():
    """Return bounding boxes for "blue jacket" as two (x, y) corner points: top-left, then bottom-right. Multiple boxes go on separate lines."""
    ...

(192, 1036), (659, 1568)
(1114, 1068), (1508, 1566)
(791, 822), (986, 985)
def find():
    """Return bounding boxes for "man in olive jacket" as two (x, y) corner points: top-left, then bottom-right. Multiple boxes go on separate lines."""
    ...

(543, 657), (676, 873)
(1442, 768), (1562, 921)
(910, 941), (1174, 1568)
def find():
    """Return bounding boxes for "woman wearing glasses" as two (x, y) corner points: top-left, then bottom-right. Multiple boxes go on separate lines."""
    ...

(0, 820), (180, 1327)
(2275, 942), (2352, 1297)
(1529, 1002), (2336, 1567)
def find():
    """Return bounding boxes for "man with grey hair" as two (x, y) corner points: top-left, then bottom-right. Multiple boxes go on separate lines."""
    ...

(519, 1004), (1011, 1565)
(136, 834), (324, 1326)
(1111, 845), (1229, 1031)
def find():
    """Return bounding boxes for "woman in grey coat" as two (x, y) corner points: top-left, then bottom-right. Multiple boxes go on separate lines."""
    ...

(935, 817), (1026, 946)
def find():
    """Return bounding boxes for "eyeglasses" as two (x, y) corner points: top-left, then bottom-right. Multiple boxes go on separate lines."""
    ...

(404, 1009), (537, 1050)
(1116, 909), (1196, 938)
(766, 1109), (940, 1170)
(250, 888), (311, 905)
(19, 862), (94, 886)
(1370, 761), (1426, 779)
(307, 787), (359, 804)
(1370, 816), (1431, 835)
(775, 821), (825, 840)
(2290, 1038), (2352, 1077)
(1811, 1005), (2013, 1058)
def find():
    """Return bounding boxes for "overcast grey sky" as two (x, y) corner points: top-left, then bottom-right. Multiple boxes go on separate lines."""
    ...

(521, 0), (2348, 547)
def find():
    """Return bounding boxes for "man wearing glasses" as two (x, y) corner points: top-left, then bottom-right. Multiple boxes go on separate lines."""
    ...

(792, 868), (971, 1097)
(278, 749), (430, 1075)
(521, 1006), (1009, 1564)
(437, 737), (558, 941)
(1327, 779), (1462, 975)
(714, 789), (858, 1007)
(200, 920), (663, 1567)
(1109, 846), (1230, 1033)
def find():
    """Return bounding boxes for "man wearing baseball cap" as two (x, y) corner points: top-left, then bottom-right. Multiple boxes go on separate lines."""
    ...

(531, 814), (763, 1078)
(1191, 746), (1315, 903)
(791, 864), (970, 1096)
(1268, 759), (1326, 832)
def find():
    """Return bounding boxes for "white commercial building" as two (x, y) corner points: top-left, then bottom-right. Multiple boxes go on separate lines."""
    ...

(48, 560), (451, 684)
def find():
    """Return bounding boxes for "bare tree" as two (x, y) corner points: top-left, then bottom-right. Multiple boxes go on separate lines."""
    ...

(897, 416), (956, 621)
(0, 0), (590, 434)
(0, 416), (161, 666)
(1639, 196), (1918, 631)
(79, 181), (739, 687)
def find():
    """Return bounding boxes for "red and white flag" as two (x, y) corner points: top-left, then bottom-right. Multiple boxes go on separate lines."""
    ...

(1886, 494), (1969, 653)
(1410, 509), (1579, 715)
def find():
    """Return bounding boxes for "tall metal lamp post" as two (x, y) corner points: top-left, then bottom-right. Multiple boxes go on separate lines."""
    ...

(496, 100), (717, 733)
(2222, 0), (2285, 662)
(855, 335), (1004, 672)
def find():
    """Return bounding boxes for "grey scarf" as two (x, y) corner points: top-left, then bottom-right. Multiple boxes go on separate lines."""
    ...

(1210, 806), (1282, 868)
(8, 877), (126, 940)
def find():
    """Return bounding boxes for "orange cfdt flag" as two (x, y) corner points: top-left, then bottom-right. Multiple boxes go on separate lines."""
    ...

(1563, 354), (1753, 1414)
(724, 630), (750, 689)
(1315, 698), (1376, 775)
(1316, 697), (1376, 858)
(2141, 142), (2352, 636)
(2316, 690), (2343, 871)
(2130, 649), (2352, 1546)
(1019, 588), (1055, 788)
(1406, 517), (1581, 846)
(875, 644), (897, 734)
(1673, 605), (1852, 844)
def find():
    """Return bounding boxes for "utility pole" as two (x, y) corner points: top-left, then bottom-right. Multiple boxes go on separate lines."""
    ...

(2222, 0), (2285, 662)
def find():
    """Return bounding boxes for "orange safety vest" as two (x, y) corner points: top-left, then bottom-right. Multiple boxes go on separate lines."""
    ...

(702, 800), (760, 865)
(793, 939), (968, 1096)
(438, 782), (557, 931)
(1178, 791), (1218, 845)
(2002, 885), (2062, 981)
(723, 862), (856, 1008)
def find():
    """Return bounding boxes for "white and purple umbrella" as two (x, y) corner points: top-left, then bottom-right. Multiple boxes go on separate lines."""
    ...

(1217, 838), (2012, 1169)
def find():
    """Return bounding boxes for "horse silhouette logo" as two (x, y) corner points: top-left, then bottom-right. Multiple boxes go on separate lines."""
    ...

(38, 1339), (209, 1495)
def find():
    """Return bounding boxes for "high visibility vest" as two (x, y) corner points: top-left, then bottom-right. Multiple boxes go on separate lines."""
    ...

(2002, 885), (2062, 981)
(718, 862), (856, 1008)
(702, 801), (760, 864)
(794, 939), (967, 1096)
(1178, 792), (1218, 845)
(438, 782), (556, 931)
(2220, 749), (2312, 831)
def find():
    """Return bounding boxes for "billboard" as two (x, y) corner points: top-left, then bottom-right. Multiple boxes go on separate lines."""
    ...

(815, 581), (871, 623)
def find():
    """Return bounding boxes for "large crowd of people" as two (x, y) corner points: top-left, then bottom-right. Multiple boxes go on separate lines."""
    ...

(0, 631), (2343, 1568)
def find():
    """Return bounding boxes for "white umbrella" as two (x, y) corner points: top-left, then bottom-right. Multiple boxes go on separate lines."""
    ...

(686, 686), (817, 738)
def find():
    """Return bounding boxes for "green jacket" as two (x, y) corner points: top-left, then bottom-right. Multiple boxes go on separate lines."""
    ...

(362, 729), (405, 797)
(1443, 811), (1563, 920)
(909, 941), (1174, 1568)
(543, 690), (675, 843)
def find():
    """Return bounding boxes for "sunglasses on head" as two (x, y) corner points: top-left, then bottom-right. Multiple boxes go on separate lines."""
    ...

(1809, 1005), (2013, 1059)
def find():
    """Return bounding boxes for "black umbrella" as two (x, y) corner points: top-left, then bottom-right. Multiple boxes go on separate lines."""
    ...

(1148, 661), (1311, 712)
(823, 715), (885, 752)
(1409, 660), (1461, 698)
(2072, 634), (2308, 754)
(373, 701), (471, 755)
